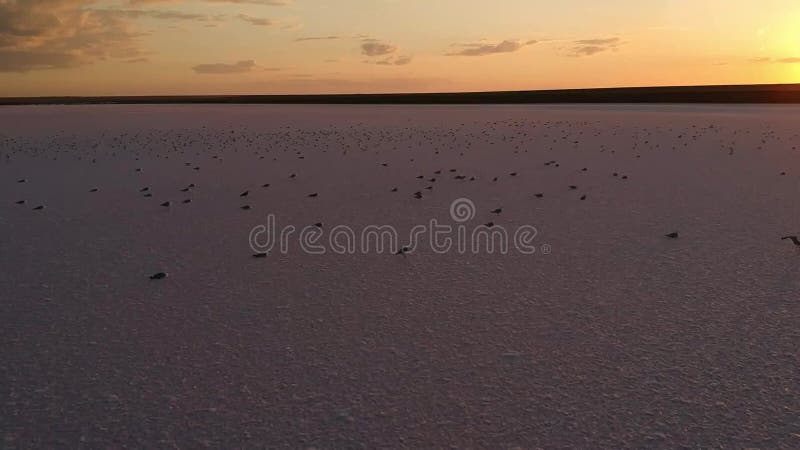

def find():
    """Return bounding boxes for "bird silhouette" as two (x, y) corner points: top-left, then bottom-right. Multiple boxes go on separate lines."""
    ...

(781, 235), (800, 246)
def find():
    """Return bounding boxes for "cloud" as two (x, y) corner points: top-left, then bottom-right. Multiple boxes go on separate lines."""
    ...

(88, 9), (223, 22)
(361, 41), (397, 56)
(126, 0), (181, 5)
(129, 0), (291, 4)
(748, 56), (800, 64)
(570, 37), (621, 56)
(393, 55), (412, 65)
(371, 55), (413, 66)
(446, 39), (535, 56)
(295, 35), (340, 42)
(206, 0), (290, 4)
(236, 14), (273, 26)
(192, 60), (259, 74)
(0, 0), (148, 72)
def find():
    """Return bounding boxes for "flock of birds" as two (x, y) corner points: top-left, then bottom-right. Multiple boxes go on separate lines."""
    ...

(4, 117), (800, 279)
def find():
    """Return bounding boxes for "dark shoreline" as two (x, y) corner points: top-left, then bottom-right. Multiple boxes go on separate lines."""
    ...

(3, 83), (800, 105)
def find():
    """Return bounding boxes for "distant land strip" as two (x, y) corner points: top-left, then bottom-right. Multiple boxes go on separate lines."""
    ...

(3, 84), (800, 105)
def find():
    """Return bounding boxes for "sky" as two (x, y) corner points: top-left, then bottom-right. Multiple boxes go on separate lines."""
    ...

(1, 0), (800, 96)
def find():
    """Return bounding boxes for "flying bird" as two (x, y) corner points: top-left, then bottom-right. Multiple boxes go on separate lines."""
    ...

(781, 235), (800, 246)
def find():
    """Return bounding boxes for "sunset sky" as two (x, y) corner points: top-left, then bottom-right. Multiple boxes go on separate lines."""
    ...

(2, 0), (800, 96)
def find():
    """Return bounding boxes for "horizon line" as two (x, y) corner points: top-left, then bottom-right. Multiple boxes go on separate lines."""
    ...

(3, 83), (800, 105)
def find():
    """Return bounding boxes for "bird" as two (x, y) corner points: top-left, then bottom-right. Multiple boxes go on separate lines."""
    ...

(149, 272), (167, 280)
(391, 187), (398, 192)
(252, 252), (268, 258)
(665, 232), (679, 239)
(15, 200), (25, 205)
(568, 185), (577, 190)
(33, 205), (44, 210)
(241, 205), (251, 210)
(534, 193), (544, 198)
(140, 187), (150, 192)
(160, 201), (170, 207)
(308, 193), (318, 198)
(395, 246), (410, 256)
(182, 199), (191, 204)
(580, 195), (587, 200)
(491, 208), (502, 214)
(781, 235), (800, 246)
(484, 221), (495, 227)
(314, 222), (323, 228)
(89, 188), (99, 192)
(240, 190), (249, 197)
(413, 191), (422, 199)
